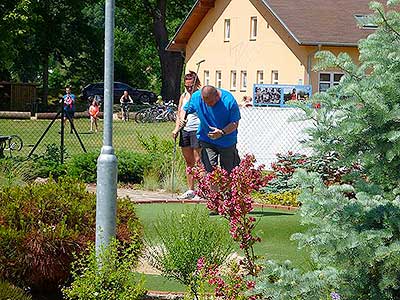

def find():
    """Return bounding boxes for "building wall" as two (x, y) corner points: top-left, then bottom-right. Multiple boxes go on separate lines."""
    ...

(185, 0), (305, 103)
(185, 0), (362, 102)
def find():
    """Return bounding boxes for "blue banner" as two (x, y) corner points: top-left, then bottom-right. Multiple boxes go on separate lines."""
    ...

(253, 84), (312, 107)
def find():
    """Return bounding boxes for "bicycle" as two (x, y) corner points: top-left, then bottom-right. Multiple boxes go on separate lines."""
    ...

(135, 101), (176, 123)
(0, 135), (23, 158)
(154, 101), (177, 122)
(121, 103), (132, 121)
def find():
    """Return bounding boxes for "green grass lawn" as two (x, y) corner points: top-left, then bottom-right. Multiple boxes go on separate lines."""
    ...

(0, 118), (174, 157)
(135, 203), (310, 292)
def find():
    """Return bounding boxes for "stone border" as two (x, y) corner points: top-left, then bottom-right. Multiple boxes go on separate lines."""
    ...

(142, 291), (184, 300)
(134, 198), (298, 211)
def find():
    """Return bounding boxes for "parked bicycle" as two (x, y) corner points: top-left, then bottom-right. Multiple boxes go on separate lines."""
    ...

(0, 134), (23, 158)
(121, 103), (132, 121)
(134, 101), (177, 123)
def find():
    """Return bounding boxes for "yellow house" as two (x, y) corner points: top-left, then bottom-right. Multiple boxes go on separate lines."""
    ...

(167, 0), (378, 103)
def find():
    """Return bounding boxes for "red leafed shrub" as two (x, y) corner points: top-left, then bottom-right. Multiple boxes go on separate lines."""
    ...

(0, 178), (143, 293)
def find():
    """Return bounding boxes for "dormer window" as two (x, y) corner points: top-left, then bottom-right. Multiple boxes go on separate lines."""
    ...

(224, 19), (231, 41)
(250, 16), (257, 40)
(354, 14), (377, 29)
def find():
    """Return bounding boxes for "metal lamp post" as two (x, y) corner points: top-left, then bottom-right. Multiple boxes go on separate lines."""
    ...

(95, 0), (117, 254)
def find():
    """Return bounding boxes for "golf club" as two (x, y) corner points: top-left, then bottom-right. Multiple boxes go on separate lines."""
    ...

(184, 59), (205, 120)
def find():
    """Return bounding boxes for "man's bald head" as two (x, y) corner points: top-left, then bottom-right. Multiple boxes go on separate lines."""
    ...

(201, 85), (220, 107)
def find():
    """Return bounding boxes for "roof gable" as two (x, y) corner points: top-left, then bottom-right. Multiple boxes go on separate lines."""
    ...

(167, 0), (381, 52)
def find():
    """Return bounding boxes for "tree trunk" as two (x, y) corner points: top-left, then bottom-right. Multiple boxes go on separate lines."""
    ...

(42, 51), (49, 106)
(151, 0), (184, 103)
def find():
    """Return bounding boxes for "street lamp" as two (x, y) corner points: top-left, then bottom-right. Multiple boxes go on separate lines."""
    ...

(95, 0), (117, 255)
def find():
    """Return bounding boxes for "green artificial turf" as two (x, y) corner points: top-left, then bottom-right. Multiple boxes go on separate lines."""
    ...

(135, 203), (310, 292)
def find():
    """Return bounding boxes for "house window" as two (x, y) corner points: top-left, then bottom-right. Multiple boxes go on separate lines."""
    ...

(240, 71), (247, 91)
(230, 71), (237, 90)
(271, 70), (279, 84)
(204, 70), (210, 86)
(216, 71), (222, 88)
(256, 70), (264, 84)
(354, 14), (378, 29)
(250, 16), (257, 40)
(318, 72), (344, 92)
(224, 19), (231, 41)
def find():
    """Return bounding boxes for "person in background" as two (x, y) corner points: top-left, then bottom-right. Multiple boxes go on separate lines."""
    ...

(243, 96), (253, 107)
(89, 99), (99, 132)
(181, 85), (241, 173)
(63, 87), (76, 134)
(156, 95), (163, 105)
(172, 71), (201, 200)
(120, 90), (133, 121)
(290, 88), (297, 100)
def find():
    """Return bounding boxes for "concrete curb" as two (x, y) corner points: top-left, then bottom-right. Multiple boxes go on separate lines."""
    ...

(86, 184), (299, 211)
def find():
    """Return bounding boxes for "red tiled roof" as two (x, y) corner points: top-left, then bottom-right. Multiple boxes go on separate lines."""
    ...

(261, 0), (382, 45)
(167, 0), (384, 52)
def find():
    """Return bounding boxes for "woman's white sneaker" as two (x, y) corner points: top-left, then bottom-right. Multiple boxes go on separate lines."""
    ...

(177, 190), (195, 200)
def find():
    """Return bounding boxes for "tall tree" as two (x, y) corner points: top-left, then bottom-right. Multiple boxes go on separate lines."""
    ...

(141, 0), (195, 101)
(5, 0), (94, 104)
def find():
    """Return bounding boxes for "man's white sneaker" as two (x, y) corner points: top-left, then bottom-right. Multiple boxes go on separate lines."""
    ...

(193, 195), (204, 201)
(177, 190), (195, 200)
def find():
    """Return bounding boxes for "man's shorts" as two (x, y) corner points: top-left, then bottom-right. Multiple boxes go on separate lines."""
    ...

(199, 141), (240, 173)
(64, 108), (75, 119)
(179, 130), (200, 148)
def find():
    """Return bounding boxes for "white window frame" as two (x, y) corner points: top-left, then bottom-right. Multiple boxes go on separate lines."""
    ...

(204, 70), (210, 86)
(240, 71), (247, 91)
(318, 72), (344, 92)
(256, 70), (264, 84)
(224, 19), (231, 42)
(250, 16), (257, 40)
(271, 70), (279, 84)
(230, 70), (237, 90)
(216, 71), (222, 88)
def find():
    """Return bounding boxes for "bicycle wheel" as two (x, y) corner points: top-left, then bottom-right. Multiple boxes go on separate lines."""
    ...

(145, 107), (160, 123)
(8, 135), (23, 151)
(167, 111), (177, 122)
(134, 109), (148, 123)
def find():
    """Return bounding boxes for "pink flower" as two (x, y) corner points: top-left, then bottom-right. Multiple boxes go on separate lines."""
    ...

(197, 257), (205, 270)
(246, 281), (256, 289)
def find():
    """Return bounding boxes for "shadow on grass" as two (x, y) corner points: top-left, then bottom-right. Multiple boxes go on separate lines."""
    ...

(249, 210), (295, 217)
(209, 210), (294, 217)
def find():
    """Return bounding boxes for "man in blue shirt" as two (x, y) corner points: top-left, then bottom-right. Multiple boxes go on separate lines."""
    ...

(182, 85), (241, 173)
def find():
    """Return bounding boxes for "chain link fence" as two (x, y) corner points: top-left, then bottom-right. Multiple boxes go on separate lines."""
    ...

(0, 106), (313, 167)
(237, 107), (313, 168)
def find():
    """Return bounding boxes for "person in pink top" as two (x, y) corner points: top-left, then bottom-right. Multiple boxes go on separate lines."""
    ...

(88, 99), (100, 132)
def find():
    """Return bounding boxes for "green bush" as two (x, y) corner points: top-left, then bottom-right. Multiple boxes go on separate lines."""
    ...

(63, 240), (146, 300)
(137, 134), (186, 192)
(67, 151), (98, 183)
(254, 190), (300, 207)
(0, 178), (143, 293)
(0, 158), (36, 188)
(0, 280), (32, 300)
(117, 151), (151, 183)
(263, 152), (308, 193)
(145, 206), (233, 298)
(30, 143), (67, 179)
(67, 150), (152, 184)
